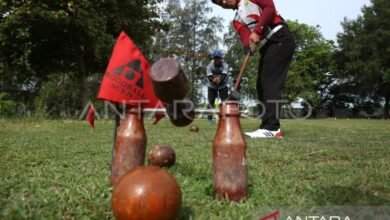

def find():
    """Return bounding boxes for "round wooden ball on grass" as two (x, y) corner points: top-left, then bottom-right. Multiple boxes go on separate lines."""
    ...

(111, 166), (182, 220)
(147, 144), (176, 168)
(189, 124), (199, 132)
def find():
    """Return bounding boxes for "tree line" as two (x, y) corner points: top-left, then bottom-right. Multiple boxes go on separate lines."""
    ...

(0, 0), (388, 118)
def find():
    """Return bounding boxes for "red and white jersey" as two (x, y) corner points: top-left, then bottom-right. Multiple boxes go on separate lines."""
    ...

(233, 0), (284, 46)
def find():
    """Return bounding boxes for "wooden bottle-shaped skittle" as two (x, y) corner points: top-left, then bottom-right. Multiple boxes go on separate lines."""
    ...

(212, 101), (248, 201)
(111, 106), (146, 186)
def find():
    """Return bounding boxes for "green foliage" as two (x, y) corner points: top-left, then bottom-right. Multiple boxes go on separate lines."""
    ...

(34, 74), (81, 117)
(337, 0), (390, 117)
(384, 69), (390, 84)
(0, 0), (164, 112)
(0, 119), (389, 219)
(287, 21), (336, 108)
(0, 92), (16, 116)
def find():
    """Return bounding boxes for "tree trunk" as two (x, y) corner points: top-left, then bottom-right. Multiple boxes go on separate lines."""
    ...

(384, 95), (389, 119)
(76, 53), (89, 109)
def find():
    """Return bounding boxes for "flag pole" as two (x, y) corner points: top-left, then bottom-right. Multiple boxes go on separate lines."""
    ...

(111, 103), (120, 179)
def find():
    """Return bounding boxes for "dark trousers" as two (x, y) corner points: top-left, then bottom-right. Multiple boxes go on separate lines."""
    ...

(207, 86), (228, 120)
(257, 26), (296, 131)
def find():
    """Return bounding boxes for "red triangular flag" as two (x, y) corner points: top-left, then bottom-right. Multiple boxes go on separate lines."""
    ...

(260, 211), (280, 220)
(97, 31), (161, 109)
(86, 105), (95, 128)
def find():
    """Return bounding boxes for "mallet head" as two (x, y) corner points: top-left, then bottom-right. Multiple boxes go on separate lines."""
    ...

(228, 90), (241, 101)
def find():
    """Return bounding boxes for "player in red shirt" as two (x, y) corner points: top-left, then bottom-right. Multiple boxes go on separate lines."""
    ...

(212, 0), (296, 138)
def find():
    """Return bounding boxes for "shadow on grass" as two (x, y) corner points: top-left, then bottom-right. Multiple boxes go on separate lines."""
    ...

(180, 205), (194, 220)
(313, 186), (390, 205)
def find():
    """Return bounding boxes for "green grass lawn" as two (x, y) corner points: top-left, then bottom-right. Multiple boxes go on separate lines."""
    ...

(0, 118), (389, 219)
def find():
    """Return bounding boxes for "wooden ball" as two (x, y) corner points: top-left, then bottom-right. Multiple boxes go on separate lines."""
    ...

(112, 166), (182, 220)
(189, 125), (199, 132)
(148, 145), (176, 168)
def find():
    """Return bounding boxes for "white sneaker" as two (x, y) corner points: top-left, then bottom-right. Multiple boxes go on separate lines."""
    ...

(244, 129), (283, 139)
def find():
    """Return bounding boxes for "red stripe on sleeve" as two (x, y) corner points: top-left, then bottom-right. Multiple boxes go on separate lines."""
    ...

(233, 20), (251, 46)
